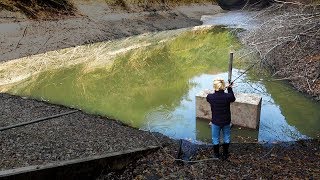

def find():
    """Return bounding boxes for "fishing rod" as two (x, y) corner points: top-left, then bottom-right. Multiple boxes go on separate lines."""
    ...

(231, 61), (260, 84)
(228, 51), (234, 84)
(227, 51), (260, 85)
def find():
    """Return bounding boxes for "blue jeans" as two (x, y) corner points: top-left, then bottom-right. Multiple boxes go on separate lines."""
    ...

(211, 124), (231, 145)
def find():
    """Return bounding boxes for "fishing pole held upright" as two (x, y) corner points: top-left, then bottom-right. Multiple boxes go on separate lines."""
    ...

(228, 51), (234, 84)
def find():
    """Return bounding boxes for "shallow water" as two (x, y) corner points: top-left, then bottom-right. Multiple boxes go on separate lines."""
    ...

(2, 27), (319, 143)
(201, 11), (259, 30)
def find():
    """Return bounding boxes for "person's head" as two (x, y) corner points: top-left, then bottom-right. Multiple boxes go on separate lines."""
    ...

(213, 78), (225, 91)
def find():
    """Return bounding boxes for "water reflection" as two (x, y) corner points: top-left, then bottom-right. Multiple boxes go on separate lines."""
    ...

(144, 70), (317, 143)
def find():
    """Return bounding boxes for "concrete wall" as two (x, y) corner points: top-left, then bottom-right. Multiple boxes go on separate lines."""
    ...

(196, 91), (262, 129)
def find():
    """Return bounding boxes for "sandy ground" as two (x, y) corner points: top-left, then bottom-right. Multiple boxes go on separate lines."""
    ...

(0, 3), (221, 62)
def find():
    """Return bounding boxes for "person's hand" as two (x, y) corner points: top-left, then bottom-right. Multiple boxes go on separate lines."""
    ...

(227, 82), (234, 88)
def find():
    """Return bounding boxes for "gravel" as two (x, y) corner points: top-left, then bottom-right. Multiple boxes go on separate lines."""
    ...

(0, 93), (171, 171)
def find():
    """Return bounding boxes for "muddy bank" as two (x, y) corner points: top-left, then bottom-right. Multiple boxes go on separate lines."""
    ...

(0, 2), (221, 62)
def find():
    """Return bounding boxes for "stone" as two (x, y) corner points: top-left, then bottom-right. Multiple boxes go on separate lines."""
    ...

(196, 91), (262, 129)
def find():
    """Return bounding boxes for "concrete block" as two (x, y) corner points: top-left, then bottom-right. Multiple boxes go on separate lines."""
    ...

(196, 91), (262, 129)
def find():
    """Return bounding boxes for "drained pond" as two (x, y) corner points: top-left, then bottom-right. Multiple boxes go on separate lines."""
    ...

(0, 26), (319, 143)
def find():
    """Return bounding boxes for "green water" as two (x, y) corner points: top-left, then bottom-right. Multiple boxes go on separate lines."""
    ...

(263, 80), (320, 138)
(3, 27), (320, 142)
(8, 27), (240, 127)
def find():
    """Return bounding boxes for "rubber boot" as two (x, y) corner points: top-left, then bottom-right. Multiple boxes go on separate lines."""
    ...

(213, 145), (220, 159)
(222, 143), (230, 160)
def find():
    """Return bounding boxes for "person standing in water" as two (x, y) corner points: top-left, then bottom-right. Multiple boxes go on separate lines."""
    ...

(206, 78), (235, 160)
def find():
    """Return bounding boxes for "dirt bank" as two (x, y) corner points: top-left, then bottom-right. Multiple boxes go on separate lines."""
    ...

(0, 2), (221, 62)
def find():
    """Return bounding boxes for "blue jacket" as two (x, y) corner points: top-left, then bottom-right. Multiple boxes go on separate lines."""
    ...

(206, 87), (236, 127)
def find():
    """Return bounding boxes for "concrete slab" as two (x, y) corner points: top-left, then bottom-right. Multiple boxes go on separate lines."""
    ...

(196, 91), (262, 129)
